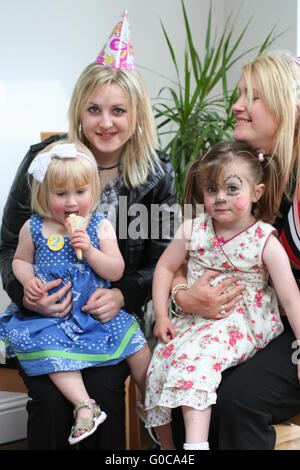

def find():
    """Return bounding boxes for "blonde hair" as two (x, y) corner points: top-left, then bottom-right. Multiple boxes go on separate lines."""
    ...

(31, 140), (100, 218)
(183, 141), (280, 223)
(242, 51), (300, 199)
(68, 64), (159, 188)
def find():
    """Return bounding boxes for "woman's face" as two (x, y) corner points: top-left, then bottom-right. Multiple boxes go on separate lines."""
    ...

(81, 83), (132, 162)
(232, 76), (279, 154)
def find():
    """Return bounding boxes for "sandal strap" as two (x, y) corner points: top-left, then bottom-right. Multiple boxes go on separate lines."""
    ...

(70, 417), (94, 436)
(73, 399), (102, 419)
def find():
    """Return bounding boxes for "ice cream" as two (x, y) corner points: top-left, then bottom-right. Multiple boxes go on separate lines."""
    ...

(64, 214), (86, 260)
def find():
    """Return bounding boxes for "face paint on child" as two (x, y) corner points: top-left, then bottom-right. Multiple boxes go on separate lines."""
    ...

(203, 162), (257, 223)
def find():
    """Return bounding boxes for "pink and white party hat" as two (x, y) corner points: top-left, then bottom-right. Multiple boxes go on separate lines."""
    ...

(96, 10), (135, 71)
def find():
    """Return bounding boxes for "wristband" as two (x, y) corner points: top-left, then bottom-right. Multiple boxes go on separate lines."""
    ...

(170, 283), (188, 317)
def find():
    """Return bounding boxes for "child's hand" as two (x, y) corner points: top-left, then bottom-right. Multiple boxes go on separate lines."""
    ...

(24, 277), (46, 302)
(154, 317), (177, 344)
(70, 230), (91, 256)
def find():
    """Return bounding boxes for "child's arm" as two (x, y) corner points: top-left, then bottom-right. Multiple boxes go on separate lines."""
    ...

(70, 218), (124, 282)
(12, 221), (46, 300)
(153, 219), (193, 343)
(263, 235), (300, 380)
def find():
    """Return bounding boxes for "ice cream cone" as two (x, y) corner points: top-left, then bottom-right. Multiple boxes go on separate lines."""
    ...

(64, 214), (86, 260)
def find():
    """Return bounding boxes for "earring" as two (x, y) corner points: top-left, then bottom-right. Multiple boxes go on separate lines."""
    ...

(79, 123), (83, 140)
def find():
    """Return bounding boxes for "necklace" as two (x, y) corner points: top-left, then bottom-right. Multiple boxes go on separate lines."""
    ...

(97, 162), (120, 171)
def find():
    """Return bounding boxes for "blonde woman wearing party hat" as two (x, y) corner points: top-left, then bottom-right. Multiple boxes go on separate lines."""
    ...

(170, 51), (300, 450)
(0, 11), (177, 450)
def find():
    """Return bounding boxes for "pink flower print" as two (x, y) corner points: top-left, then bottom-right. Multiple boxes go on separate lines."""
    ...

(239, 253), (244, 260)
(255, 290), (263, 308)
(178, 353), (188, 361)
(252, 264), (260, 271)
(199, 248), (204, 256)
(186, 365), (195, 373)
(229, 336), (236, 347)
(194, 356), (200, 361)
(255, 226), (263, 239)
(162, 343), (174, 358)
(171, 360), (177, 366)
(256, 332), (263, 340)
(180, 380), (194, 389)
(237, 307), (245, 315)
(212, 238), (219, 248)
(199, 223), (207, 231)
(218, 236), (226, 245)
(247, 334), (253, 342)
(213, 362), (222, 372)
(222, 261), (231, 270)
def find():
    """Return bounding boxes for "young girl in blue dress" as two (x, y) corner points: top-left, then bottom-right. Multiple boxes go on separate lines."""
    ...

(0, 140), (151, 445)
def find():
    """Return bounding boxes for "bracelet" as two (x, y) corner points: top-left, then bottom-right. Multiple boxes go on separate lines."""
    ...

(170, 283), (189, 317)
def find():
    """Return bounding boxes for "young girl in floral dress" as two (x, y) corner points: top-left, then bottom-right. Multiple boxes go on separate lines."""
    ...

(145, 141), (300, 450)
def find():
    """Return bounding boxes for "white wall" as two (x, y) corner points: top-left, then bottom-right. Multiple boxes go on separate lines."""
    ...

(0, 0), (223, 311)
(0, 0), (298, 312)
(224, 0), (297, 87)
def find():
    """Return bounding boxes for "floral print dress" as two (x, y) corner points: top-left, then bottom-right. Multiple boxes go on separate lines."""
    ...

(145, 214), (284, 428)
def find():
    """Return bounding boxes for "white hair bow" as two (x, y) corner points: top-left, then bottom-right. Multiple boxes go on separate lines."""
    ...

(28, 143), (96, 183)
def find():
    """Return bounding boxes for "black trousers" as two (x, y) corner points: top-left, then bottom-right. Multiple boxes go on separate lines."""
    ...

(17, 360), (130, 450)
(172, 316), (300, 449)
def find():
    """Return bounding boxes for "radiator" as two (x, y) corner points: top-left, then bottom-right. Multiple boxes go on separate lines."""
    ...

(0, 392), (28, 444)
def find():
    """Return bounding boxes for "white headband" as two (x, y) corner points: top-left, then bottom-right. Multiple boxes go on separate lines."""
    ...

(28, 143), (97, 183)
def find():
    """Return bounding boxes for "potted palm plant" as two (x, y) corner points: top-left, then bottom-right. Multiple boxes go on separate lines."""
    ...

(154, 0), (283, 199)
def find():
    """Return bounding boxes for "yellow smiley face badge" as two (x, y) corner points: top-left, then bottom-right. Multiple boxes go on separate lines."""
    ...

(47, 234), (65, 252)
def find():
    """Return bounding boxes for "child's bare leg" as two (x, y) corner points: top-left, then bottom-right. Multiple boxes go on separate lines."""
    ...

(155, 423), (175, 450)
(126, 344), (151, 401)
(49, 370), (91, 438)
(182, 405), (211, 450)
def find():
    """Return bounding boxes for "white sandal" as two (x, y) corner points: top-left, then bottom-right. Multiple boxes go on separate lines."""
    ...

(68, 399), (107, 445)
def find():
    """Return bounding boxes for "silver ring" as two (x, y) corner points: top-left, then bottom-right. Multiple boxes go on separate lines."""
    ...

(219, 304), (226, 316)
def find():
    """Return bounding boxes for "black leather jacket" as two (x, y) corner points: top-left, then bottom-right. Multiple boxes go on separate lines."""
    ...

(0, 135), (177, 319)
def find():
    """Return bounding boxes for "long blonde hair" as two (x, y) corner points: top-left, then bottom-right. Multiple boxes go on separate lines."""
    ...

(242, 51), (300, 199)
(31, 140), (100, 218)
(68, 64), (159, 189)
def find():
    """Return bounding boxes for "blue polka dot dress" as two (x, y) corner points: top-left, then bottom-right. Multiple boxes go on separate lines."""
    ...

(0, 213), (146, 376)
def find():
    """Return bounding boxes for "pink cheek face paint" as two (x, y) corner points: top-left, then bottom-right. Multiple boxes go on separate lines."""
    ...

(231, 195), (249, 215)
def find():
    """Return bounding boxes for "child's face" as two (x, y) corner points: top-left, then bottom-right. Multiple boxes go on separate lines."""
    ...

(202, 160), (262, 225)
(81, 83), (131, 162)
(48, 184), (92, 224)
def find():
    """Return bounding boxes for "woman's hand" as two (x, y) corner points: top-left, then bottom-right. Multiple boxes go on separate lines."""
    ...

(23, 279), (72, 319)
(81, 287), (125, 323)
(154, 317), (177, 344)
(175, 270), (245, 320)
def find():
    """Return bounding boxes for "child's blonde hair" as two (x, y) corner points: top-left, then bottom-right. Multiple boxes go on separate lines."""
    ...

(31, 140), (100, 218)
(68, 63), (159, 189)
(242, 51), (300, 199)
(183, 141), (279, 223)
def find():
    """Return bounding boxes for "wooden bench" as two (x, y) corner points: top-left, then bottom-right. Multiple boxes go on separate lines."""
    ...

(275, 414), (300, 450)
